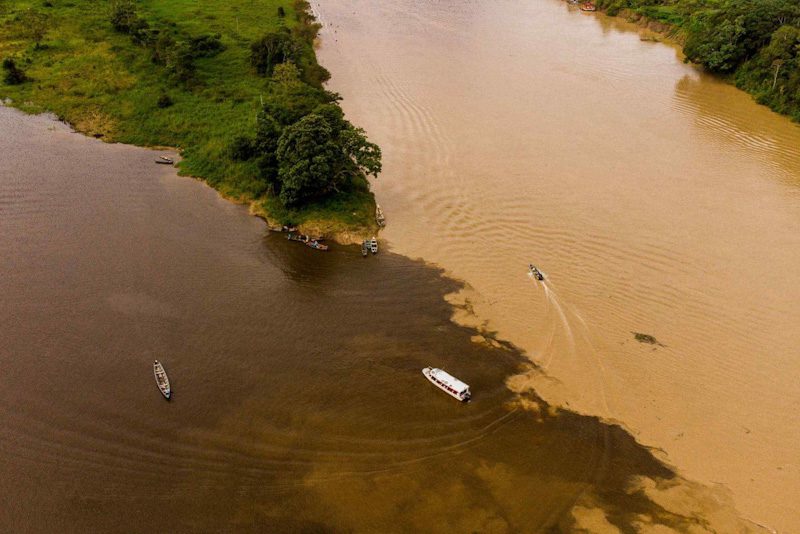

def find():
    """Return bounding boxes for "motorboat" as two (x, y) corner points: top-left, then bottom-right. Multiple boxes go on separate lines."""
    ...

(369, 237), (378, 254)
(529, 264), (544, 280)
(422, 367), (471, 402)
(155, 156), (174, 164)
(580, 2), (597, 11)
(153, 360), (171, 400)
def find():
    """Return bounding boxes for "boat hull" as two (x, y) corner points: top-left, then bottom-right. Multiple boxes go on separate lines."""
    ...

(153, 361), (171, 400)
(422, 367), (470, 402)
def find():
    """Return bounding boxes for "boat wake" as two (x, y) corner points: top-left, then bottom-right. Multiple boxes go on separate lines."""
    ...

(529, 276), (611, 415)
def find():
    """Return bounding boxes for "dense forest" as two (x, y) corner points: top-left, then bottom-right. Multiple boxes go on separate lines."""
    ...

(594, 0), (800, 121)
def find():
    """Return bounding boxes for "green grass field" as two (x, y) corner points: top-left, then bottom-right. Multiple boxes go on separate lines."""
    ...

(0, 0), (378, 236)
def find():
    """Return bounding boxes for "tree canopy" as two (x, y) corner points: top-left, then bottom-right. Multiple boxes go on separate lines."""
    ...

(232, 62), (381, 207)
(275, 104), (381, 205)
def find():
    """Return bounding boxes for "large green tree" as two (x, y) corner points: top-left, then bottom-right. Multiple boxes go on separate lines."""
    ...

(265, 103), (381, 206)
(275, 113), (338, 205)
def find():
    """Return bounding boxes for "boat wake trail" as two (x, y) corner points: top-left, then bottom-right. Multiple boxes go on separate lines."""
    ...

(533, 277), (611, 415)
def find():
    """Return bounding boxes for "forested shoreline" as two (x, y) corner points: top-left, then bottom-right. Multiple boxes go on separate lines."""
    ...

(593, 0), (800, 122)
(0, 0), (381, 238)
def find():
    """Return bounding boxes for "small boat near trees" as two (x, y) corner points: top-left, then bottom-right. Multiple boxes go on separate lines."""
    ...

(580, 2), (597, 11)
(287, 232), (323, 243)
(361, 240), (369, 257)
(375, 204), (386, 227)
(305, 240), (329, 251)
(422, 367), (471, 402)
(529, 264), (544, 281)
(287, 232), (327, 250)
(155, 156), (174, 165)
(369, 237), (378, 254)
(153, 360), (171, 400)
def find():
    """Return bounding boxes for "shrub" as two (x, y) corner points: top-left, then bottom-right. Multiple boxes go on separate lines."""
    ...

(109, 0), (138, 33)
(290, 18), (321, 43)
(157, 94), (173, 108)
(166, 43), (196, 83)
(250, 31), (299, 76)
(187, 34), (225, 58)
(228, 135), (257, 160)
(151, 33), (175, 65)
(2, 58), (27, 85)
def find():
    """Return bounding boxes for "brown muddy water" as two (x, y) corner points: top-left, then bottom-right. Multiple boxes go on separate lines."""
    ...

(0, 106), (746, 532)
(314, 0), (800, 531)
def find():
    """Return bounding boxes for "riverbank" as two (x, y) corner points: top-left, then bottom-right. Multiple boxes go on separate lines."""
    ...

(573, 0), (800, 123)
(0, 0), (379, 243)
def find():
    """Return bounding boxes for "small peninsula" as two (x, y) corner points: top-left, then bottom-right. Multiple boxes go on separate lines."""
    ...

(0, 0), (381, 242)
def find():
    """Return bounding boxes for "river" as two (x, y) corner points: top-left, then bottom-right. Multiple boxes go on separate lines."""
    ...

(2, 105), (757, 532)
(313, 0), (800, 531)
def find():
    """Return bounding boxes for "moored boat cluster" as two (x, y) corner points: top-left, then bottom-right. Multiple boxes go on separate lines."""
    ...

(266, 200), (387, 257)
(361, 237), (378, 257)
(286, 231), (329, 251)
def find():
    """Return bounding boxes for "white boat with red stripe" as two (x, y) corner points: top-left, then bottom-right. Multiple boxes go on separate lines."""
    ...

(422, 367), (471, 402)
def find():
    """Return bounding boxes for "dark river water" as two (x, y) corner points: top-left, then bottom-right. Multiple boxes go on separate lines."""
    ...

(0, 106), (749, 532)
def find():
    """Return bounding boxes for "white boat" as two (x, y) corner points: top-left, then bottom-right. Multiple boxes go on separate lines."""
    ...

(153, 360), (171, 400)
(369, 237), (378, 254)
(422, 367), (471, 402)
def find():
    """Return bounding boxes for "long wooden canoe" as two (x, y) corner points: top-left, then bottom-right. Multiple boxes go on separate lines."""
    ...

(153, 360), (171, 400)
